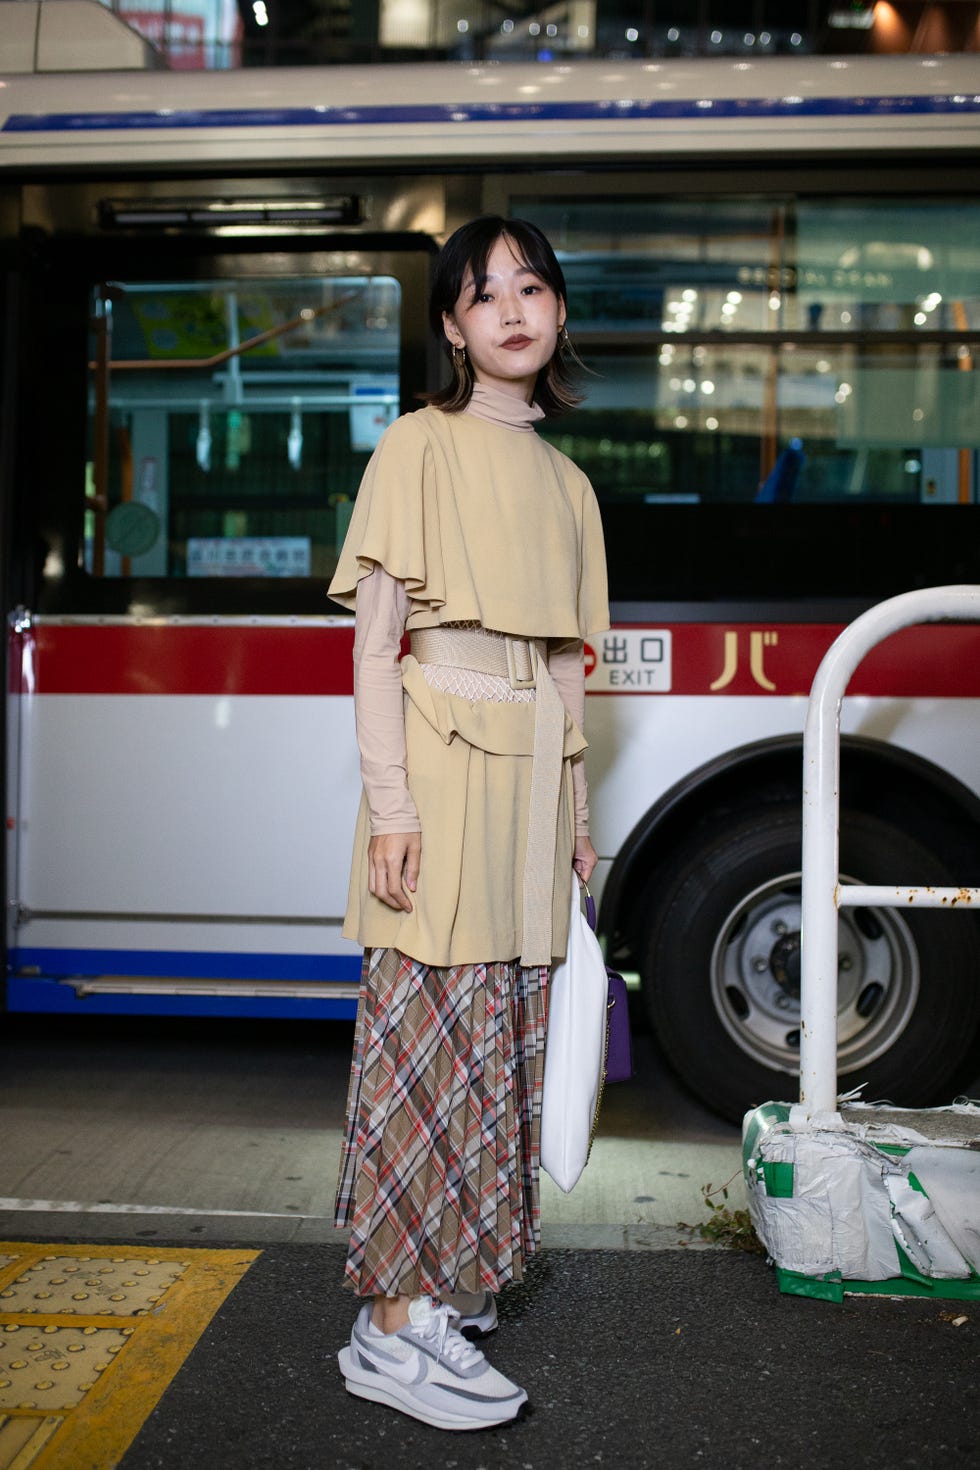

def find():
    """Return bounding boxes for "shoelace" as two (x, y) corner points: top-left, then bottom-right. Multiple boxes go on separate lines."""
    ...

(417, 1302), (482, 1368)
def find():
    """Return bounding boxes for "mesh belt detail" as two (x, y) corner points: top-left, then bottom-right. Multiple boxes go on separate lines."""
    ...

(420, 666), (535, 704)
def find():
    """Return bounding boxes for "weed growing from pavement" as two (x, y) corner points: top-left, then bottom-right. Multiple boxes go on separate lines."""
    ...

(681, 1179), (767, 1254)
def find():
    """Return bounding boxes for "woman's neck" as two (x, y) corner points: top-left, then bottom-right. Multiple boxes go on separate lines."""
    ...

(463, 381), (544, 432)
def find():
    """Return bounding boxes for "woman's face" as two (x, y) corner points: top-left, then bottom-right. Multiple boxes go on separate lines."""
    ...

(442, 234), (566, 403)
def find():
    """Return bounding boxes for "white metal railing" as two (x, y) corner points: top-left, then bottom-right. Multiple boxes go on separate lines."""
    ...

(800, 585), (980, 1117)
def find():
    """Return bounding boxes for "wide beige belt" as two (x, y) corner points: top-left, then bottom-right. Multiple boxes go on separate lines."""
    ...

(409, 626), (565, 968)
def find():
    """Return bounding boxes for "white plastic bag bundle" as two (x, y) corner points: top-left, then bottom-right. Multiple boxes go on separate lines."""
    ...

(540, 879), (608, 1193)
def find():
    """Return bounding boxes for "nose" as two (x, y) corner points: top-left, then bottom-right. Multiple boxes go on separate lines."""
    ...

(499, 289), (524, 325)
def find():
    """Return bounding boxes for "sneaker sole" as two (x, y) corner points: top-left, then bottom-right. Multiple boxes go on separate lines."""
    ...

(338, 1346), (526, 1432)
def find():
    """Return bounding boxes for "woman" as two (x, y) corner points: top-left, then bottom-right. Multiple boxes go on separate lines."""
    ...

(329, 216), (609, 1432)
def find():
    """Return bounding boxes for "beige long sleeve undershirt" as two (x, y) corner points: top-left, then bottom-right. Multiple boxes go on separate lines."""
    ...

(353, 565), (591, 837)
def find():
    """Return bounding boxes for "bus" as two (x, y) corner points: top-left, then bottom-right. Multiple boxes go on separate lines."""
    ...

(3, 31), (979, 1120)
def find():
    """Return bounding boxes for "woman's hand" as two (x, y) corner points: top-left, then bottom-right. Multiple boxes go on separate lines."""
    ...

(368, 832), (421, 912)
(572, 835), (598, 887)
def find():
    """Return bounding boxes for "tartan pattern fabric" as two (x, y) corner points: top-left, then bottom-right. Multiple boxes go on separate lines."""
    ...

(335, 945), (549, 1298)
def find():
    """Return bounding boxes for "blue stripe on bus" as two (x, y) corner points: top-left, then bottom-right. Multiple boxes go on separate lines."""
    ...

(4, 93), (980, 133)
(4, 975), (358, 1019)
(10, 946), (362, 982)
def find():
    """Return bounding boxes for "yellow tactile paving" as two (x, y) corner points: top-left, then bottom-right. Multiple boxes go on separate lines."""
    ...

(0, 1257), (187, 1317)
(0, 1243), (259, 1470)
(1, 1324), (134, 1409)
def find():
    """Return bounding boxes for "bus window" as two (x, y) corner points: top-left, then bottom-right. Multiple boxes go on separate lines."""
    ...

(85, 274), (400, 579)
(514, 195), (980, 508)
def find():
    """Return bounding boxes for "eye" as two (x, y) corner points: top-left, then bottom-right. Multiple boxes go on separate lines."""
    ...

(521, 283), (542, 295)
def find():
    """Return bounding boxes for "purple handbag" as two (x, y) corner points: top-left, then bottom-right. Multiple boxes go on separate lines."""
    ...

(584, 887), (633, 1084)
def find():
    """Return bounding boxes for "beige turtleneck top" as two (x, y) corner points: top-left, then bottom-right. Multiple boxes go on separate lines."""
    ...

(350, 383), (593, 837)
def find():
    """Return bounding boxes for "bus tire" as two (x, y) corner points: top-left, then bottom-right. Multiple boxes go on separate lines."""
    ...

(642, 807), (980, 1125)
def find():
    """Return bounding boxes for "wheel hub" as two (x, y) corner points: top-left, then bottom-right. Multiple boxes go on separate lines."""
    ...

(769, 930), (801, 998)
(709, 871), (920, 1075)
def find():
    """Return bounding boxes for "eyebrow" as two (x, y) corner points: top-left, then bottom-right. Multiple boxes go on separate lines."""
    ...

(462, 264), (542, 290)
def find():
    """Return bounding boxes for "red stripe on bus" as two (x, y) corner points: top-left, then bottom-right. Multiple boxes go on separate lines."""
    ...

(12, 621), (980, 698)
(587, 623), (980, 698)
(25, 624), (356, 696)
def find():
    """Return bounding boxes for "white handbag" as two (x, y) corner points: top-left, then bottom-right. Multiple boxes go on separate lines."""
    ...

(539, 878), (609, 1193)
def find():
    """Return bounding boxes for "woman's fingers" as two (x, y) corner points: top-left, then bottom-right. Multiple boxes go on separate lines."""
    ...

(368, 833), (421, 912)
(371, 851), (410, 910)
(572, 835), (598, 884)
(403, 833), (421, 894)
(370, 854), (407, 910)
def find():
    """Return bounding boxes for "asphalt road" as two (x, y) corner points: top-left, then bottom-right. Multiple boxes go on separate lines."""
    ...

(117, 1240), (978, 1470)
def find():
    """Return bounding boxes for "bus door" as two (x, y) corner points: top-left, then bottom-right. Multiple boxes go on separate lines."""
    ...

(6, 238), (434, 1017)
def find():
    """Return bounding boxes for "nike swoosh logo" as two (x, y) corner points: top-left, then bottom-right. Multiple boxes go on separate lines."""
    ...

(353, 1331), (427, 1385)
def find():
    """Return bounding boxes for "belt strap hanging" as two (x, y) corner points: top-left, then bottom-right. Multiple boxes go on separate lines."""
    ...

(409, 626), (565, 967)
(519, 657), (565, 966)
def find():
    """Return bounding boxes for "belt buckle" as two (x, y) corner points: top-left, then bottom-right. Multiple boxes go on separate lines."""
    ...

(505, 636), (537, 690)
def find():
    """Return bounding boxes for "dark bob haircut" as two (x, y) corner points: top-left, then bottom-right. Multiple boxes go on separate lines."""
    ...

(424, 215), (582, 417)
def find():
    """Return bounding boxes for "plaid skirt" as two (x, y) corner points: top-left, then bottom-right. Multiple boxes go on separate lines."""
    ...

(334, 945), (549, 1298)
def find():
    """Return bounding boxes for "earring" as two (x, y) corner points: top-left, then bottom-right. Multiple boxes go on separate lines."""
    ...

(451, 341), (469, 389)
(557, 324), (570, 355)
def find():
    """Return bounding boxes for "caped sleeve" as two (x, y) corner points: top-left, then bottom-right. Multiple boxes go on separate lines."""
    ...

(578, 482), (611, 637)
(327, 413), (446, 614)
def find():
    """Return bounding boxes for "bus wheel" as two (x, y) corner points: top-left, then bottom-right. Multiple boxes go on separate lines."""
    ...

(642, 808), (980, 1125)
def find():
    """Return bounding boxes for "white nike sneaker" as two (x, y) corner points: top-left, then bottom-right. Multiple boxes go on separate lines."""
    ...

(440, 1289), (499, 1340)
(338, 1297), (526, 1432)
